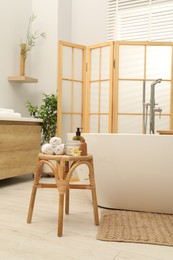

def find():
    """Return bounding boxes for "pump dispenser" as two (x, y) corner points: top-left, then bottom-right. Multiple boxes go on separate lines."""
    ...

(79, 138), (87, 156)
(73, 127), (83, 141)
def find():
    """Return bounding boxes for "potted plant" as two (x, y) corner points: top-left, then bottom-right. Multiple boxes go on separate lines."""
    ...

(26, 93), (57, 145)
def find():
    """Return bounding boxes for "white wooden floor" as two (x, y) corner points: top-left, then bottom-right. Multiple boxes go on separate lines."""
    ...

(0, 174), (173, 260)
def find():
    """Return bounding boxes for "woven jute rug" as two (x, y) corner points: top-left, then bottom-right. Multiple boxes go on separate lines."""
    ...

(96, 210), (173, 246)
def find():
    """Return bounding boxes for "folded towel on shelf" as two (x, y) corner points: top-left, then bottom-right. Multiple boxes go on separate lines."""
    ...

(0, 112), (21, 118)
(53, 144), (65, 155)
(0, 108), (14, 113)
(50, 136), (62, 147)
(41, 143), (54, 155)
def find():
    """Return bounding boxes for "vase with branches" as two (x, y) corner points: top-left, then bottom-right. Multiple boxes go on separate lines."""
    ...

(19, 13), (46, 76)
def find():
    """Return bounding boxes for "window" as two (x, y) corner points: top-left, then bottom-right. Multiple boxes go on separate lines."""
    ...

(107, 0), (173, 41)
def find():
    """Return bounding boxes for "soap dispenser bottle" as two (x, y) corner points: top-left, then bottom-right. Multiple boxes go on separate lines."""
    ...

(73, 127), (83, 141)
(79, 138), (87, 156)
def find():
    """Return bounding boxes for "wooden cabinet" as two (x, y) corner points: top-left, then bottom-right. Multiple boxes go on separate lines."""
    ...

(0, 118), (42, 179)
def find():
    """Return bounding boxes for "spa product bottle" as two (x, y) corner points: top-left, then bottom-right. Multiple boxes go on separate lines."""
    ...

(66, 140), (80, 156)
(79, 138), (87, 156)
(73, 127), (83, 141)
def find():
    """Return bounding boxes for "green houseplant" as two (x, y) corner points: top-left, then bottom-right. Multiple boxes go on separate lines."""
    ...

(26, 93), (57, 144)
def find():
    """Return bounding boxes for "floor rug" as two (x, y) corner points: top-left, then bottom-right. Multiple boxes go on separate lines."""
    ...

(96, 210), (173, 246)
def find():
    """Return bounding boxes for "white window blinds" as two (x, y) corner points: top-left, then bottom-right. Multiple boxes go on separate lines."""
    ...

(107, 0), (173, 41)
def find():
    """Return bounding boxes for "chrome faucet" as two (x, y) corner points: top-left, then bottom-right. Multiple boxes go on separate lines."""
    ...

(150, 79), (162, 134)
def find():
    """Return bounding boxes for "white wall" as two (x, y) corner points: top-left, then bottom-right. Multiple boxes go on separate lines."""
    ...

(71, 0), (107, 45)
(0, 0), (32, 113)
(58, 0), (72, 42)
(0, 0), (107, 116)
(29, 0), (59, 116)
(0, 0), (59, 117)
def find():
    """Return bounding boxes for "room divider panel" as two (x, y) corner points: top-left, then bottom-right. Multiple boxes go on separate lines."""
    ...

(57, 40), (173, 139)
(57, 41), (113, 140)
(114, 41), (173, 133)
(86, 42), (114, 133)
(57, 41), (86, 141)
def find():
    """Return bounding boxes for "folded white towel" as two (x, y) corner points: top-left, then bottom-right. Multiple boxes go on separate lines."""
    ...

(0, 108), (14, 113)
(0, 112), (21, 118)
(50, 137), (62, 147)
(41, 143), (54, 155)
(53, 144), (65, 155)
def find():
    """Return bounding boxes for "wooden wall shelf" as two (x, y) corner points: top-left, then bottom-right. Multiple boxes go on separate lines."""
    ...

(8, 76), (38, 83)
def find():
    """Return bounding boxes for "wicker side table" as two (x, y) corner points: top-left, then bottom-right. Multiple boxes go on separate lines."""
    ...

(27, 153), (99, 236)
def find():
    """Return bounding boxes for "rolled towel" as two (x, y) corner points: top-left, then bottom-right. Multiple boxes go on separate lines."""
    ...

(50, 136), (62, 147)
(54, 144), (65, 155)
(41, 143), (54, 155)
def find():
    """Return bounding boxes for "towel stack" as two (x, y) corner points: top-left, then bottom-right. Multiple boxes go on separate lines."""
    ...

(0, 108), (21, 118)
(41, 137), (65, 155)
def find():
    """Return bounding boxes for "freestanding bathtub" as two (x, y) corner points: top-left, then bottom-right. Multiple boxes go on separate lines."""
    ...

(68, 133), (173, 214)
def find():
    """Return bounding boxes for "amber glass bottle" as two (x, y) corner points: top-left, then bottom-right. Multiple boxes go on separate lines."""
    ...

(79, 138), (87, 156)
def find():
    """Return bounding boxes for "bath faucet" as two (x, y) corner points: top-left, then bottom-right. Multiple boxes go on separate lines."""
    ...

(151, 78), (162, 87)
(154, 107), (162, 119)
(150, 79), (162, 134)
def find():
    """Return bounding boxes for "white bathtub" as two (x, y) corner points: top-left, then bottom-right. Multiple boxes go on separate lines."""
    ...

(68, 133), (173, 214)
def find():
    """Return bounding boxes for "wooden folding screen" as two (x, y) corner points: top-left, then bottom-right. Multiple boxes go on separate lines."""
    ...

(57, 41), (86, 141)
(86, 42), (114, 133)
(57, 41), (114, 140)
(114, 41), (173, 133)
(57, 40), (173, 139)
